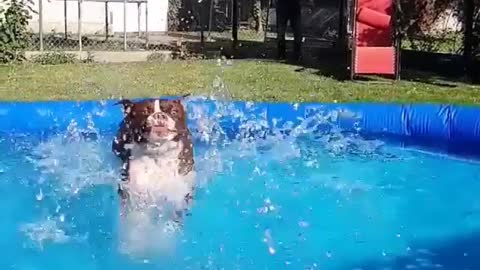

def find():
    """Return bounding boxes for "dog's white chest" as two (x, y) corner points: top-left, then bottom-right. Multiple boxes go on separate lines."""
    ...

(125, 141), (194, 207)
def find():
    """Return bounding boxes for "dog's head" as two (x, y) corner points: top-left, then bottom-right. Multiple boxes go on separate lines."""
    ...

(116, 95), (189, 144)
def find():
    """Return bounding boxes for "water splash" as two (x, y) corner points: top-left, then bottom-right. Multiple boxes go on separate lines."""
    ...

(29, 120), (118, 197)
(15, 74), (391, 263)
(20, 217), (84, 249)
(118, 209), (180, 259)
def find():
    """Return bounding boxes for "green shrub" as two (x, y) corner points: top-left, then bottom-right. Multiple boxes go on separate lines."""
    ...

(147, 52), (172, 62)
(31, 51), (77, 65)
(0, 0), (35, 63)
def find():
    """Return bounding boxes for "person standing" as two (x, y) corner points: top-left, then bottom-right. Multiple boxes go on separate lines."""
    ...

(276, 0), (302, 61)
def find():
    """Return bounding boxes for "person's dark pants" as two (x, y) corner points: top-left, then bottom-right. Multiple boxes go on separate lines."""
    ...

(276, 1), (302, 60)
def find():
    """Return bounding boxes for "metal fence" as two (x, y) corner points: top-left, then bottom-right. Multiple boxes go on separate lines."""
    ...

(265, 0), (341, 46)
(28, 0), (478, 62)
(400, 7), (465, 55)
(28, 0), (346, 53)
(30, 0), (192, 52)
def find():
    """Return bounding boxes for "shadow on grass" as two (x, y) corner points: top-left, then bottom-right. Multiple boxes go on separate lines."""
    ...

(164, 34), (477, 88)
(346, 231), (480, 270)
(30, 30), (475, 88)
(401, 70), (461, 88)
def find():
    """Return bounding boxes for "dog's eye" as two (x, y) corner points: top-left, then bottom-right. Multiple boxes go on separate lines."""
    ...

(171, 110), (178, 117)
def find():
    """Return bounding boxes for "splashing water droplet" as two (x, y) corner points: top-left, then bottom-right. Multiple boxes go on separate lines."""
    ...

(263, 229), (276, 255)
(36, 189), (43, 201)
(298, 221), (309, 228)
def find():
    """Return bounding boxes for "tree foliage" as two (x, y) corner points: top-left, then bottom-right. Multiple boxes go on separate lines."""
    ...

(168, 0), (182, 31)
(0, 0), (35, 63)
(473, 0), (480, 56)
(399, 0), (458, 34)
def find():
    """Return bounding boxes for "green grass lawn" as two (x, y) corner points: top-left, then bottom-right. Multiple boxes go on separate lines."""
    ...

(1, 60), (479, 104)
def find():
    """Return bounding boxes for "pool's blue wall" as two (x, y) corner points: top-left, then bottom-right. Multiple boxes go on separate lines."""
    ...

(1, 98), (480, 156)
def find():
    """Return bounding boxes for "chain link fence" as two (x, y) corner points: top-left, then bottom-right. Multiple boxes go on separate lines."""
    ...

(399, 1), (465, 55)
(28, 0), (189, 52)
(26, 0), (345, 54)
(22, 0), (479, 78)
(265, 0), (340, 47)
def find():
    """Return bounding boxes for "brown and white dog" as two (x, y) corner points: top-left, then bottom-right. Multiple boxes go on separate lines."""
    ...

(112, 96), (194, 223)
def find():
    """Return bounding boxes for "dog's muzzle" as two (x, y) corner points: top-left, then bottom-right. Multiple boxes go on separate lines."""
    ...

(146, 113), (174, 136)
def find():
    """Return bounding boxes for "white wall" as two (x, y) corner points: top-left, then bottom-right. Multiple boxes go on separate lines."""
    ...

(27, 0), (168, 35)
(108, 0), (168, 33)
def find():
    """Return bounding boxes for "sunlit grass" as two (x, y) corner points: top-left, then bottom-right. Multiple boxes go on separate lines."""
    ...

(0, 60), (479, 104)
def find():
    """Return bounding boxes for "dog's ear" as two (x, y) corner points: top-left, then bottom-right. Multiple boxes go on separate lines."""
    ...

(114, 99), (134, 117)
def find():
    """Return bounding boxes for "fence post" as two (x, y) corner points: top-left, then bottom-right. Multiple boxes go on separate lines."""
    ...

(208, 0), (214, 38)
(263, 0), (271, 42)
(199, 0), (204, 49)
(64, 0), (68, 39)
(105, 1), (109, 40)
(78, 0), (83, 52)
(39, 0), (43, 51)
(464, 0), (474, 75)
(137, 2), (141, 38)
(232, 0), (238, 49)
(338, 0), (345, 43)
(145, 0), (149, 48)
(123, 0), (127, 51)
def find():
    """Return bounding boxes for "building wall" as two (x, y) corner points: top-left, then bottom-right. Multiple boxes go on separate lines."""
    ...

(26, 0), (168, 35)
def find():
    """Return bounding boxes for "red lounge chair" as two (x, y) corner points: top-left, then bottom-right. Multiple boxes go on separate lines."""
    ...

(349, 0), (401, 80)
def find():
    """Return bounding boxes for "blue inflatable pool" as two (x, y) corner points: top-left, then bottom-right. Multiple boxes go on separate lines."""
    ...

(0, 97), (479, 270)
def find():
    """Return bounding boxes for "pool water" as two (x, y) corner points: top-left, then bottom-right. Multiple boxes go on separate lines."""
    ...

(1, 103), (480, 270)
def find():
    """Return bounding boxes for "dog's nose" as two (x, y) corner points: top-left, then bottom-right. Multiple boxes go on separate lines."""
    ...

(150, 113), (167, 125)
